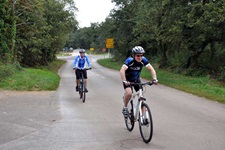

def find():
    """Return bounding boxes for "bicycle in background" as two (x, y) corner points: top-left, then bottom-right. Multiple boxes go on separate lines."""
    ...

(124, 81), (154, 143)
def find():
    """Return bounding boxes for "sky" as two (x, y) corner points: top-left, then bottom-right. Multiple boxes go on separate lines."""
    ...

(73, 0), (115, 28)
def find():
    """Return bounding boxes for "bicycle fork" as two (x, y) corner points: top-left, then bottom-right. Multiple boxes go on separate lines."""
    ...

(79, 78), (85, 91)
(137, 97), (148, 124)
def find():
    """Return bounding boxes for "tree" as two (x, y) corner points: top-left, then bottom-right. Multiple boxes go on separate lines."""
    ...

(68, 0), (225, 81)
(0, 0), (12, 63)
(13, 0), (78, 66)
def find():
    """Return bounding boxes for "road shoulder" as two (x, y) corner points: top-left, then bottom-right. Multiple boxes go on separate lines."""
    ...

(0, 90), (61, 145)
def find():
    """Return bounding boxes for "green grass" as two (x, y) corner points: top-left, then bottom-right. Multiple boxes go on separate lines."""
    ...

(0, 59), (66, 91)
(98, 58), (225, 103)
(56, 52), (72, 57)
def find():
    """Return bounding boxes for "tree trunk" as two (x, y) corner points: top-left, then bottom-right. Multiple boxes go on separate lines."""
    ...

(159, 41), (168, 68)
(183, 41), (209, 69)
(210, 42), (215, 60)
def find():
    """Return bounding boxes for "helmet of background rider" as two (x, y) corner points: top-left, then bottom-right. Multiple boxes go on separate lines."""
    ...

(79, 49), (85, 53)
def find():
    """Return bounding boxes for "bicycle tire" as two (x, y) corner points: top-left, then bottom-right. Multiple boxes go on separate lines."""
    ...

(82, 82), (86, 103)
(125, 100), (135, 131)
(138, 102), (153, 143)
(79, 83), (83, 99)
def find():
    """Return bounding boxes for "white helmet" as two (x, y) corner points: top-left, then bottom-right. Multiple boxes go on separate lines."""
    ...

(79, 49), (85, 53)
(132, 46), (145, 54)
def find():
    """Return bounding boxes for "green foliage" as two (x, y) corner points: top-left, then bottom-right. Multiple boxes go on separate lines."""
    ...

(1, 0), (78, 67)
(0, 59), (66, 91)
(15, 0), (78, 67)
(2, 0), (225, 82)
(0, 0), (11, 63)
(93, 0), (225, 82)
(37, 59), (66, 74)
(98, 58), (122, 70)
(0, 62), (23, 81)
(0, 68), (59, 91)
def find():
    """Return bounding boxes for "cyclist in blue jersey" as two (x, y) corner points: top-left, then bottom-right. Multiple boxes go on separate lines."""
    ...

(73, 49), (91, 92)
(120, 46), (158, 118)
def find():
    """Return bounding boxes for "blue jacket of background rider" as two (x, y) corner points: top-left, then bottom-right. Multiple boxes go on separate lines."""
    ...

(73, 55), (91, 69)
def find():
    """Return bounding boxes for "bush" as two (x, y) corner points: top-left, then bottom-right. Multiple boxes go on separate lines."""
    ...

(0, 62), (23, 81)
(218, 67), (225, 82)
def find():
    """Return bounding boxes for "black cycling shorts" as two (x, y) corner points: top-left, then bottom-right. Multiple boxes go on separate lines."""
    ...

(123, 79), (141, 92)
(75, 69), (87, 79)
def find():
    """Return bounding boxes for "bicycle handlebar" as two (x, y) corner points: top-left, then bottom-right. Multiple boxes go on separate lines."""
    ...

(130, 81), (154, 86)
(73, 67), (92, 70)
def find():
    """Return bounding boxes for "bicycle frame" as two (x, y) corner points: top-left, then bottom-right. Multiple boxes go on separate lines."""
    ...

(130, 85), (146, 122)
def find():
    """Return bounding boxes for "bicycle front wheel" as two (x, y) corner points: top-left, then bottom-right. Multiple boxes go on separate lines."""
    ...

(82, 82), (86, 103)
(138, 102), (153, 143)
(79, 84), (83, 99)
(125, 100), (135, 131)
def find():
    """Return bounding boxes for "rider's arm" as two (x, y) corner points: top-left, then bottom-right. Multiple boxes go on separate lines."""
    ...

(85, 56), (91, 68)
(146, 64), (157, 80)
(120, 64), (128, 82)
(73, 56), (79, 68)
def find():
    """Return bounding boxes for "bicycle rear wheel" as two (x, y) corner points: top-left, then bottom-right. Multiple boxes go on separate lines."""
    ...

(125, 100), (135, 131)
(82, 82), (86, 103)
(138, 102), (153, 143)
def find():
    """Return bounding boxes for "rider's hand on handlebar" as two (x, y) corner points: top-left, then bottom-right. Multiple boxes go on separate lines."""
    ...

(152, 78), (158, 85)
(123, 80), (130, 86)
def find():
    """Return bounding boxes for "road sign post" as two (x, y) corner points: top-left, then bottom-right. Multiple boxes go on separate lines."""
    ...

(106, 38), (114, 58)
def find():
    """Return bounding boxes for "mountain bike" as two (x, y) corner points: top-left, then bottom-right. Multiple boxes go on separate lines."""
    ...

(77, 68), (91, 103)
(124, 81), (154, 143)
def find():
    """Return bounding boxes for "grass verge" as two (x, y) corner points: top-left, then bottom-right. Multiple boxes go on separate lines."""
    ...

(98, 58), (225, 103)
(0, 59), (66, 91)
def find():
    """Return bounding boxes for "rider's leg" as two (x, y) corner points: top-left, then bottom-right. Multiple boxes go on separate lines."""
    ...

(83, 70), (88, 92)
(85, 79), (87, 88)
(124, 87), (132, 107)
(76, 79), (79, 86)
(75, 69), (81, 91)
(122, 87), (132, 118)
(84, 79), (88, 92)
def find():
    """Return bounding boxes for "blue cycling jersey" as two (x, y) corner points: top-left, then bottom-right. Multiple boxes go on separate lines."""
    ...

(123, 56), (150, 82)
(73, 55), (91, 69)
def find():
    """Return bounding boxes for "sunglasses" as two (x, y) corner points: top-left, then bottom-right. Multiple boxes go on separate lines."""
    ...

(136, 54), (143, 57)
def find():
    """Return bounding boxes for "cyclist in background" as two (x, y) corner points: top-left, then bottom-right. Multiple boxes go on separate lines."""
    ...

(73, 49), (91, 92)
(120, 46), (158, 118)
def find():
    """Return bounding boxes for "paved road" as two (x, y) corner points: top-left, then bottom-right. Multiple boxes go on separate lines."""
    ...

(0, 51), (225, 150)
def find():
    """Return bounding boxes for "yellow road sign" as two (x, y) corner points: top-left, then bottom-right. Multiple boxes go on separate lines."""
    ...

(106, 38), (114, 43)
(106, 38), (114, 48)
(106, 43), (114, 48)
